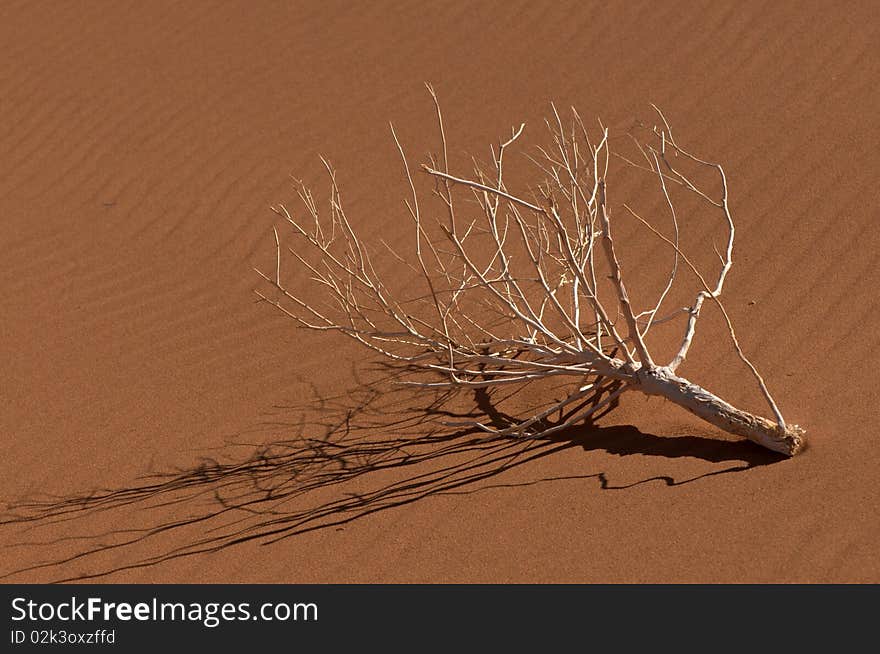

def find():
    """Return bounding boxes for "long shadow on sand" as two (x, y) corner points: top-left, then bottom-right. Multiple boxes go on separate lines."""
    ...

(1, 374), (786, 582)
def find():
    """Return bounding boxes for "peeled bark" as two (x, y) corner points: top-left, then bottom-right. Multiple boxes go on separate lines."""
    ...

(635, 366), (805, 456)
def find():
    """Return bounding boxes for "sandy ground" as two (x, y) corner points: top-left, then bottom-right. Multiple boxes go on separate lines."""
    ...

(1, 1), (878, 583)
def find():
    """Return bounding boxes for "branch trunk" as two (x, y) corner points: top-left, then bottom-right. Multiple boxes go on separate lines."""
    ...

(635, 366), (805, 456)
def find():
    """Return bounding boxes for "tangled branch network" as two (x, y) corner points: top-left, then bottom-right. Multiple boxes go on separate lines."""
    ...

(256, 87), (805, 456)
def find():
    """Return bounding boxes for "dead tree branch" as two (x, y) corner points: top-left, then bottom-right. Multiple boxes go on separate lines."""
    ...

(256, 92), (805, 456)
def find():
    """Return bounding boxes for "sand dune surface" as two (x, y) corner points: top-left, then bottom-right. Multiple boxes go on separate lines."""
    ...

(1, 1), (878, 582)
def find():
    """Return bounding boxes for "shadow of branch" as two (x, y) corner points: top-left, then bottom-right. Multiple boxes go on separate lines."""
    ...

(1, 371), (785, 582)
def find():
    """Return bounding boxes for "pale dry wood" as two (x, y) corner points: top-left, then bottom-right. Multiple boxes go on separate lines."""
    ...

(257, 93), (805, 456)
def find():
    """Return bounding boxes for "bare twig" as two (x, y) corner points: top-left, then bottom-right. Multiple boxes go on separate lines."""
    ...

(258, 93), (805, 456)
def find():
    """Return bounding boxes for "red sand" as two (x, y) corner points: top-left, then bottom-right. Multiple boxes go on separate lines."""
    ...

(1, 1), (878, 582)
